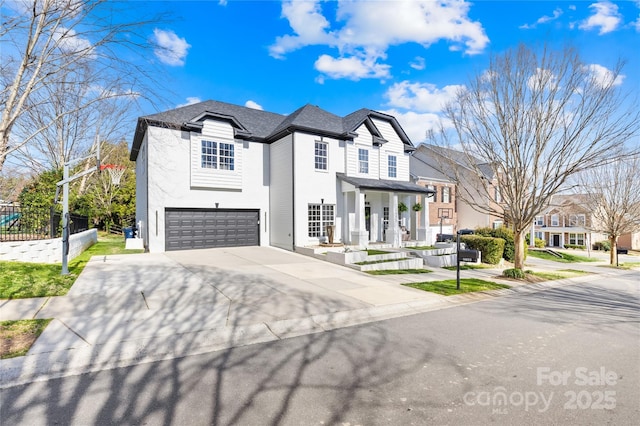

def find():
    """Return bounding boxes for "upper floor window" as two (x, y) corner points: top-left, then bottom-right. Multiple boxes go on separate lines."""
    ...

(551, 214), (559, 226)
(494, 186), (502, 203)
(201, 140), (234, 170)
(442, 187), (450, 203)
(535, 216), (544, 226)
(388, 155), (397, 178)
(315, 141), (328, 170)
(358, 148), (369, 174)
(569, 214), (586, 226)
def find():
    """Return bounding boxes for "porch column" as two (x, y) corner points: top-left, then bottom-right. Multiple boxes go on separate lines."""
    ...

(417, 193), (429, 242)
(343, 191), (349, 244)
(386, 192), (400, 247)
(350, 188), (368, 247)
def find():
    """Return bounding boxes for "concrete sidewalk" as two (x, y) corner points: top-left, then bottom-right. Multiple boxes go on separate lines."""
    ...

(0, 246), (624, 388)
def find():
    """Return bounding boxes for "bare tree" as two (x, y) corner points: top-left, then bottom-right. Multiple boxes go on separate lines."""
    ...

(431, 44), (640, 270)
(575, 155), (640, 265)
(0, 0), (168, 172)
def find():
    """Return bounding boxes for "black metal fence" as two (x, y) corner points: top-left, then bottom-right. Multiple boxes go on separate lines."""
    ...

(0, 205), (89, 242)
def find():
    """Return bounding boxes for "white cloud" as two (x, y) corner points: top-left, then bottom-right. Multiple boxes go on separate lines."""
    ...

(271, 0), (488, 81)
(382, 109), (451, 143)
(314, 54), (391, 81)
(409, 56), (426, 70)
(245, 100), (263, 110)
(385, 81), (463, 113)
(585, 64), (625, 87)
(176, 97), (202, 108)
(579, 1), (621, 34)
(152, 29), (191, 66)
(519, 7), (563, 29)
(53, 27), (94, 56)
(527, 68), (558, 91)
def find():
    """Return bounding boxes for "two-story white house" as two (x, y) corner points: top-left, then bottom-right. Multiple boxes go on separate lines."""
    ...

(130, 100), (434, 253)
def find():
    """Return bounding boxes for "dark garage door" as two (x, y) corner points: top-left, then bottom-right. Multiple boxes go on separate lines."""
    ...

(165, 208), (259, 251)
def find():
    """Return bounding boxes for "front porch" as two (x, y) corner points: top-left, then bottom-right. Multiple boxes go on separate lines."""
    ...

(336, 173), (435, 249)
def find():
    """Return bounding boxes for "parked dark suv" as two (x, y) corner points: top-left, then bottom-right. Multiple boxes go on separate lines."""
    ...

(436, 233), (455, 242)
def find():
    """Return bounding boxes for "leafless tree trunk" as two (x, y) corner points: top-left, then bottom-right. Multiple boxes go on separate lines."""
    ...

(1, 0), (168, 172)
(575, 155), (640, 265)
(430, 44), (639, 270)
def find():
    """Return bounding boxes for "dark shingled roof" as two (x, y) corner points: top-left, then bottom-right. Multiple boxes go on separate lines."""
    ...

(131, 99), (415, 161)
(337, 173), (435, 195)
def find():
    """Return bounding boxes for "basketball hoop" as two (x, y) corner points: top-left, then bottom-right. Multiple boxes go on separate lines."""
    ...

(100, 164), (126, 186)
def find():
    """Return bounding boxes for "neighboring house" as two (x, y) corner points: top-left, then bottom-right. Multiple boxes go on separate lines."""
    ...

(410, 144), (502, 239)
(533, 194), (607, 248)
(130, 100), (434, 253)
(618, 231), (640, 250)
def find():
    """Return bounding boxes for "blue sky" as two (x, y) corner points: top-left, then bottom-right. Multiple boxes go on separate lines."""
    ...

(137, 1), (640, 143)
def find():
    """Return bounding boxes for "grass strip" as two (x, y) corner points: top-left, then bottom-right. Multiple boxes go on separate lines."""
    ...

(366, 269), (432, 275)
(404, 278), (510, 296)
(0, 319), (52, 359)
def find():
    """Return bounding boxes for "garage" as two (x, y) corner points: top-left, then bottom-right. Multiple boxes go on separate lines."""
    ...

(165, 208), (260, 251)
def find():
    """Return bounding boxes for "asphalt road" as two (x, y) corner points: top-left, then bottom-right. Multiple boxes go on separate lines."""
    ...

(2, 270), (638, 425)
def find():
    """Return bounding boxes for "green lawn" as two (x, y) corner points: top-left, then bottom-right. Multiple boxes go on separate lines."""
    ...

(443, 264), (490, 271)
(404, 278), (510, 296)
(407, 246), (436, 250)
(365, 249), (391, 255)
(355, 257), (410, 265)
(0, 233), (143, 299)
(527, 249), (598, 263)
(366, 269), (432, 275)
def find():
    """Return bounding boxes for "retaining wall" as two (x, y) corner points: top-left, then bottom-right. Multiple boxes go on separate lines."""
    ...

(0, 229), (98, 263)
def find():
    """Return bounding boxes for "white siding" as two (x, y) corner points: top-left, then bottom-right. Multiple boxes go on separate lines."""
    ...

(292, 132), (344, 247)
(135, 134), (149, 249)
(145, 125), (269, 253)
(190, 119), (242, 190)
(347, 124), (378, 178)
(269, 136), (294, 250)
(371, 118), (410, 181)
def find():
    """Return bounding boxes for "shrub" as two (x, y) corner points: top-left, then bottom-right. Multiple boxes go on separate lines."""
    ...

(592, 241), (611, 251)
(525, 235), (546, 248)
(503, 268), (526, 279)
(564, 244), (586, 250)
(461, 235), (505, 264)
(475, 226), (515, 262)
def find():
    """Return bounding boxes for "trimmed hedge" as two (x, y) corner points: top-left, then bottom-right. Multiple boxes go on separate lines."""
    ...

(564, 244), (586, 250)
(592, 241), (610, 251)
(503, 268), (526, 279)
(525, 235), (546, 248)
(475, 227), (515, 262)
(461, 235), (505, 264)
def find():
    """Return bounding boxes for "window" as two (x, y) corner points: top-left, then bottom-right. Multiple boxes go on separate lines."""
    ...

(569, 214), (585, 226)
(535, 216), (544, 226)
(388, 155), (397, 178)
(201, 140), (234, 170)
(201, 140), (217, 169)
(308, 204), (335, 237)
(494, 186), (502, 203)
(442, 187), (450, 203)
(569, 233), (585, 245)
(358, 148), (369, 174)
(551, 214), (559, 226)
(383, 207), (389, 230)
(429, 185), (437, 202)
(315, 141), (328, 170)
(493, 220), (503, 229)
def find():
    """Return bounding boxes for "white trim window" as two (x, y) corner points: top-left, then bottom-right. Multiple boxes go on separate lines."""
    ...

(551, 214), (559, 226)
(493, 220), (503, 229)
(569, 233), (585, 245)
(535, 216), (544, 226)
(308, 204), (335, 237)
(569, 214), (586, 226)
(201, 140), (234, 170)
(358, 148), (369, 174)
(315, 141), (328, 170)
(442, 186), (450, 203)
(388, 155), (397, 178)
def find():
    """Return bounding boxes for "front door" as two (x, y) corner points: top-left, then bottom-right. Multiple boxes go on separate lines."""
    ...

(365, 206), (371, 241)
(552, 234), (560, 247)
